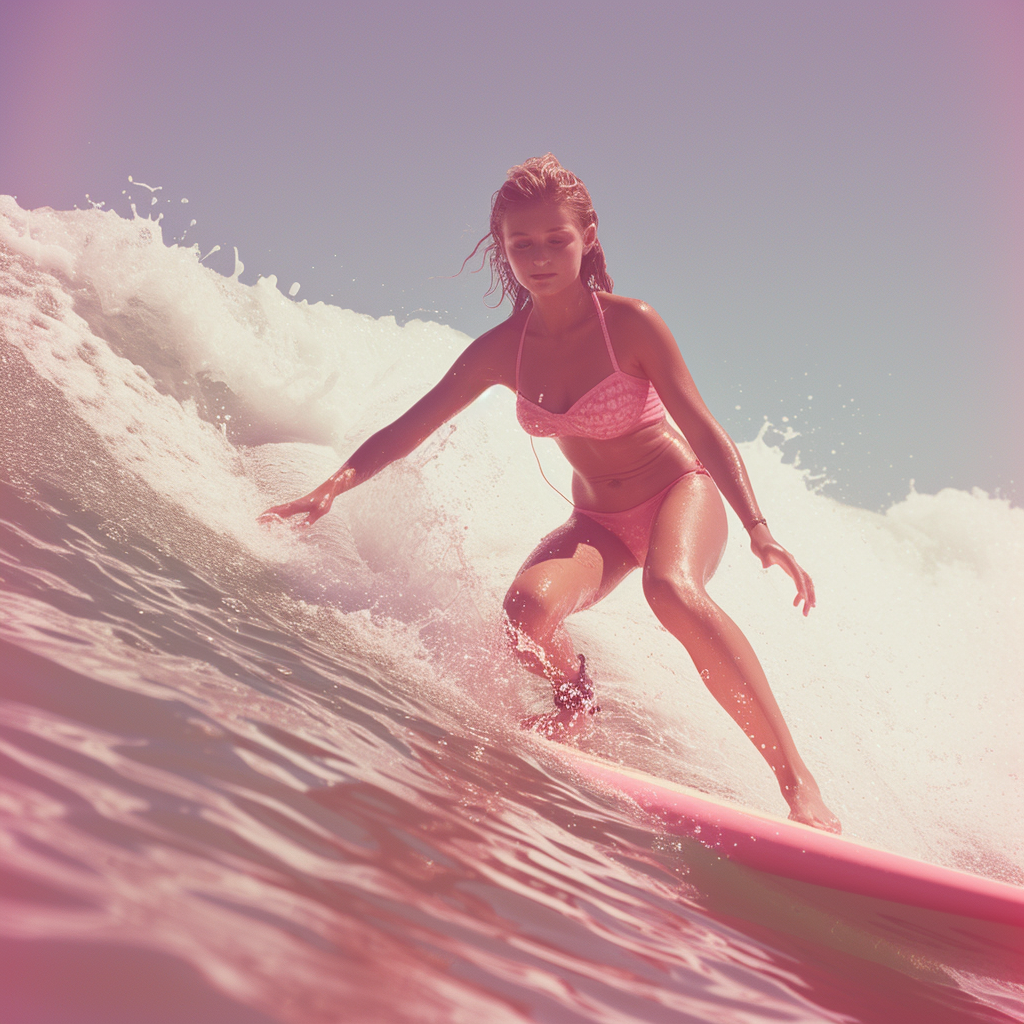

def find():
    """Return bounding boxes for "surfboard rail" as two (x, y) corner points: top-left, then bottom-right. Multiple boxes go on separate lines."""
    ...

(557, 747), (1024, 928)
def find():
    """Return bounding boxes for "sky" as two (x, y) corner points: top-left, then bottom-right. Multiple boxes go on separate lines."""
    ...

(1, 0), (1021, 511)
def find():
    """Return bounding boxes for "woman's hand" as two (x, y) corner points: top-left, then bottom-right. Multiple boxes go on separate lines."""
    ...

(748, 524), (816, 616)
(258, 473), (347, 530)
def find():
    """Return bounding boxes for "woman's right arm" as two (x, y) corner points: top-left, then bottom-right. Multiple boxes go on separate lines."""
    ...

(258, 328), (511, 528)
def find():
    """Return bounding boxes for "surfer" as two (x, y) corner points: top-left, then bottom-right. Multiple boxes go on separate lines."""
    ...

(259, 155), (841, 833)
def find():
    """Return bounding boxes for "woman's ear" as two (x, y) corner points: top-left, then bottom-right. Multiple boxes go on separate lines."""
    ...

(583, 222), (598, 252)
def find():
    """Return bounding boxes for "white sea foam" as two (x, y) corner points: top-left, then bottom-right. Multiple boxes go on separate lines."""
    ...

(2, 196), (1021, 878)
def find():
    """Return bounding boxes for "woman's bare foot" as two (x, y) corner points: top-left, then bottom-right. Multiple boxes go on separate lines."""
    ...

(521, 654), (600, 738)
(785, 779), (842, 833)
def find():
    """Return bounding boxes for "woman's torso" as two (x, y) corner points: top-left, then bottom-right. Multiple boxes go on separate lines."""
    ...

(511, 292), (704, 512)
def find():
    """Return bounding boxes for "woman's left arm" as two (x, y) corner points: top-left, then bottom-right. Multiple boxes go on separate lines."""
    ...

(630, 301), (816, 615)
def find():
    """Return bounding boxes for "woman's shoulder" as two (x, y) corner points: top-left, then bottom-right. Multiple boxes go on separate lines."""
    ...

(469, 311), (527, 354)
(457, 311), (527, 390)
(596, 292), (671, 341)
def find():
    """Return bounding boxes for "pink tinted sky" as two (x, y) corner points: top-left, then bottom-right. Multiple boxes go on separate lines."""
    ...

(1, 0), (1020, 509)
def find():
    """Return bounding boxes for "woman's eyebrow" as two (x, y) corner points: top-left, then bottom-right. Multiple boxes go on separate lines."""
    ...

(507, 225), (571, 236)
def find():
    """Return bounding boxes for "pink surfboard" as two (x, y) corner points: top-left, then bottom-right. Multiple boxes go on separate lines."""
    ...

(557, 747), (1024, 928)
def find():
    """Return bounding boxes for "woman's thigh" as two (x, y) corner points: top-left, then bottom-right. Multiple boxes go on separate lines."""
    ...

(644, 472), (728, 588)
(506, 512), (638, 624)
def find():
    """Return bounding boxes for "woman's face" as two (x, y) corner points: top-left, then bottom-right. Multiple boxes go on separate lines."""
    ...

(501, 200), (596, 299)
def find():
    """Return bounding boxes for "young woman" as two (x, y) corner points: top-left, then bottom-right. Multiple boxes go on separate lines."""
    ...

(260, 155), (841, 833)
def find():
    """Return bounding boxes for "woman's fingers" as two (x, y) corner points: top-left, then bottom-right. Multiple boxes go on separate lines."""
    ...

(759, 541), (815, 615)
(258, 492), (325, 527)
(259, 500), (304, 522)
(259, 482), (339, 530)
(257, 504), (294, 524)
(801, 569), (816, 613)
(785, 557), (815, 616)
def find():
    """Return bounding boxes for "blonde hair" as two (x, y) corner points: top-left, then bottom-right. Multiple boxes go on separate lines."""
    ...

(467, 154), (613, 312)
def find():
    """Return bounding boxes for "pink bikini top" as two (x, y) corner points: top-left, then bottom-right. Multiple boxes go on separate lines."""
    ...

(515, 292), (666, 440)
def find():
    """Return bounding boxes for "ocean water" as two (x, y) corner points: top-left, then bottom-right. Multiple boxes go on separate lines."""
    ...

(1, 196), (1022, 1024)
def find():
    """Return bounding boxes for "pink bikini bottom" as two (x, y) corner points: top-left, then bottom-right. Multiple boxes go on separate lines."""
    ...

(576, 467), (709, 566)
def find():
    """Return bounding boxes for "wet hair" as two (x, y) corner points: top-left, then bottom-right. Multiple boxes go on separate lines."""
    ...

(466, 154), (613, 312)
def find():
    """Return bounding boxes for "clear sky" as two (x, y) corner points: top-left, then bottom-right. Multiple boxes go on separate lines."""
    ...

(2, 0), (1020, 510)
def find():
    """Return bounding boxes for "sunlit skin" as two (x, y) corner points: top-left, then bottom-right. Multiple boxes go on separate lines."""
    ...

(260, 196), (841, 833)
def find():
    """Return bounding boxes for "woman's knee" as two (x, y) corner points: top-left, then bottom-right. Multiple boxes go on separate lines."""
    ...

(503, 580), (560, 641)
(642, 568), (714, 632)
(501, 584), (564, 675)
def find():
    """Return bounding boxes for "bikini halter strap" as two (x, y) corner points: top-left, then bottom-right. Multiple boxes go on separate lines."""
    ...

(515, 292), (616, 390)
(515, 308), (532, 391)
(590, 291), (619, 370)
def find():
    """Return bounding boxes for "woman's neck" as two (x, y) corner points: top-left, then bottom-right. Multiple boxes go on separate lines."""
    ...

(526, 283), (595, 335)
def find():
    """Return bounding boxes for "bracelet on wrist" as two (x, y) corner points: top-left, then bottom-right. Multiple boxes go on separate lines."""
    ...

(745, 516), (767, 531)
